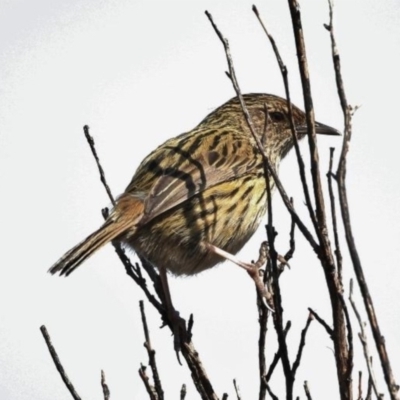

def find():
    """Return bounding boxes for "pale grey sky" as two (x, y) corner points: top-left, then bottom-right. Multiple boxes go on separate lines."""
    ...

(0, 1), (399, 399)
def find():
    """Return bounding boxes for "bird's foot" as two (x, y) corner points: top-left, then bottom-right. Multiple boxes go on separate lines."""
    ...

(206, 242), (275, 312)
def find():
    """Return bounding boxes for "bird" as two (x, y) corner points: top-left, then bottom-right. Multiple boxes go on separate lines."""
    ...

(50, 93), (339, 311)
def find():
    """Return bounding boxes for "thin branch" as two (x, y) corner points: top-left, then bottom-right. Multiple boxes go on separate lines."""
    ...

(357, 371), (362, 400)
(40, 325), (82, 400)
(180, 341), (219, 400)
(139, 364), (158, 400)
(233, 379), (242, 400)
(340, 292), (354, 387)
(327, 148), (343, 284)
(303, 381), (312, 400)
(180, 384), (187, 400)
(266, 384), (279, 400)
(327, 0), (400, 397)
(83, 125), (116, 206)
(286, 0), (329, 239)
(349, 280), (383, 399)
(291, 313), (313, 377)
(308, 308), (333, 338)
(222, 394), (229, 400)
(252, 5), (319, 236)
(265, 321), (291, 382)
(283, 198), (296, 264)
(187, 314), (194, 341)
(257, 279), (269, 400)
(101, 370), (110, 400)
(139, 301), (164, 400)
(366, 371), (373, 400)
(286, 1), (352, 398)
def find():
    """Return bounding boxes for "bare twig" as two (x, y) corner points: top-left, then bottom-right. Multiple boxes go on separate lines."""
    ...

(308, 308), (333, 338)
(366, 373), (373, 400)
(286, 1), (352, 398)
(327, 148), (343, 285)
(83, 125), (116, 206)
(349, 280), (383, 399)
(233, 379), (242, 400)
(139, 301), (164, 400)
(283, 198), (296, 264)
(187, 314), (194, 340)
(266, 384), (279, 400)
(139, 364), (158, 400)
(257, 282), (269, 400)
(101, 370), (110, 400)
(222, 394), (228, 400)
(327, 1), (400, 398)
(180, 384), (187, 400)
(40, 325), (82, 400)
(303, 381), (312, 400)
(357, 371), (362, 400)
(291, 313), (313, 377)
(265, 321), (291, 382)
(252, 5), (318, 236)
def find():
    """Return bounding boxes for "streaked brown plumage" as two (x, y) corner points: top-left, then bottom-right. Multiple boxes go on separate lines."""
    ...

(50, 93), (339, 277)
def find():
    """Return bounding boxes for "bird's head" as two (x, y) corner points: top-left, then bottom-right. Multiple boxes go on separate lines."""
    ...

(215, 93), (340, 164)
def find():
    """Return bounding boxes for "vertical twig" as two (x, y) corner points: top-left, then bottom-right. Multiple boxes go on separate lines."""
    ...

(233, 379), (242, 400)
(180, 384), (187, 400)
(327, 148), (343, 285)
(357, 371), (362, 400)
(326, 1), (400, 398)
(101, 370), (110, 400)
(257, 286), (269, 400)
(139, 301), (164, 400)
(252, 5), (319, 236)
(349, 280), (383, 399)
(286, 1), (352, 398)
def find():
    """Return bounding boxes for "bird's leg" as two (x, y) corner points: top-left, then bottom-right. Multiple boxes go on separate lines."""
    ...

(206, 242), (276, 312)
(158, 266), (186, 362)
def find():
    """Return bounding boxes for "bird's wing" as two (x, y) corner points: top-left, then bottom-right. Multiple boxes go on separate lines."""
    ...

(125, 131), (261, 223)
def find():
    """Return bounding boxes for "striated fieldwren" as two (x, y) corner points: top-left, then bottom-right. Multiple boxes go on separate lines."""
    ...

(50, 93), (338, 300)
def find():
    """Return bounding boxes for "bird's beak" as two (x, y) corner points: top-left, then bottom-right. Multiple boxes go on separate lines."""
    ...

(297, 121), (341, 136)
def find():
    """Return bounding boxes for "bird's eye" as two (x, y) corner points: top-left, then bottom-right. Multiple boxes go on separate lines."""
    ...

(270, 112), (285, 122)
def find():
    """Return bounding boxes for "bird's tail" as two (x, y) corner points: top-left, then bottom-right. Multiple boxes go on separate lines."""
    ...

(49, 195), (144, 276)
